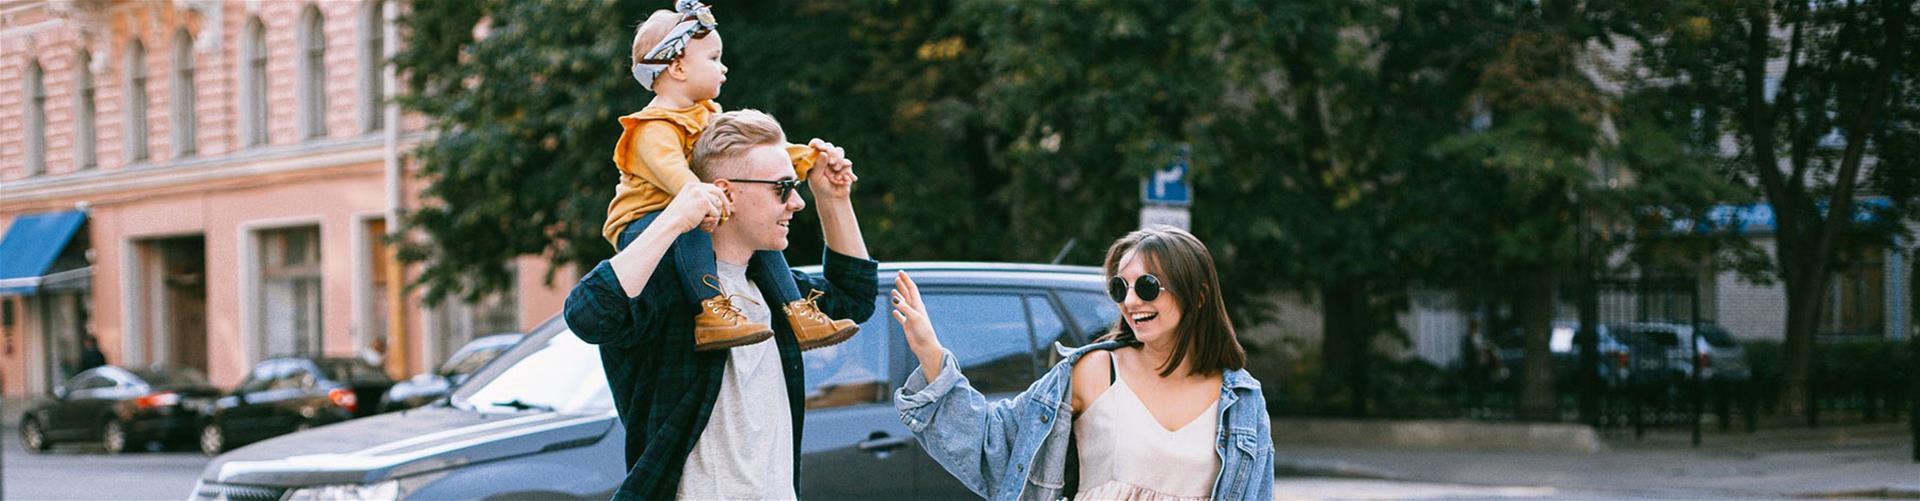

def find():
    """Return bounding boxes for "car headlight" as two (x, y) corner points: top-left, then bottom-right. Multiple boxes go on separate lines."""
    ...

(280, 480), (399, 501)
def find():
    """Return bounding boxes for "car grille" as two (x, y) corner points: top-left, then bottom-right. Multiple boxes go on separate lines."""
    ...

(192, 482), (287, 501)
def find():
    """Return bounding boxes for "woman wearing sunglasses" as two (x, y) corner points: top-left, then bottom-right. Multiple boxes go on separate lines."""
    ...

(890, 226), (1273, 501)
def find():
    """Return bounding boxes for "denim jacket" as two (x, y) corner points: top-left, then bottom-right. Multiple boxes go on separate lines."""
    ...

(894, 340), (1275, 501)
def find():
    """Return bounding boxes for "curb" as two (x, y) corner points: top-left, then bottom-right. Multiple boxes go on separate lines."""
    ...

(1795, 487), (1920, 499)
(1275, 418), (1605, 454)
(1273, 458), (1401, 480)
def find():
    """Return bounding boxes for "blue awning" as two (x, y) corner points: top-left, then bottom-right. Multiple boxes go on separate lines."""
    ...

(1670, 197), (1891, 235)
(0, 211), (88, 295)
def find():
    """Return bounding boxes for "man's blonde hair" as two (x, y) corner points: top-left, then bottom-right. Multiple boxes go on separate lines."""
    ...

(631, 10), (685, 66)
(691, 109), (787, 181)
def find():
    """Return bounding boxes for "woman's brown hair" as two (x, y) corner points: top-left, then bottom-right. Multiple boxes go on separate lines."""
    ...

(1099, 225), (1246, 377)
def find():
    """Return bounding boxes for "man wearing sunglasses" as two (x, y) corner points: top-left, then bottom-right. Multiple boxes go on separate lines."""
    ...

(565, 109), (877, 499)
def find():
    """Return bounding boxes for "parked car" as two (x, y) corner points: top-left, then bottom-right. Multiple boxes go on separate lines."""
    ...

(1611, 323), (1699, 384)
(1691, 322), (1751, 383)
(191, 262), (1118, 500)
(1494, 321), (1634, 389)
(19, 366), (218, 454)
(379, 333), (525, 412)
(1618, 321), (1751, 384)
(198, 357), (394, 456)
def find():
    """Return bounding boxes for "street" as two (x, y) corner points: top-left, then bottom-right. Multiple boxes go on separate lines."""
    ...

(2, 419), (1914, 500)
(1, 424), (208, 500)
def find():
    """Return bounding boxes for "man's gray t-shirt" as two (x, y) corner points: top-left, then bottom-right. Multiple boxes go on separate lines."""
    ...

(676, 259), (796, 499)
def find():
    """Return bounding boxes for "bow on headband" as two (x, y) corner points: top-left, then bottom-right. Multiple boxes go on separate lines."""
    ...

(632, 0), (718, 91)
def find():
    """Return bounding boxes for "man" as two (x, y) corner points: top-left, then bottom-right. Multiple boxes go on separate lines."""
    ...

(77, 335), (107, 373)
(564, 109), (877, 500)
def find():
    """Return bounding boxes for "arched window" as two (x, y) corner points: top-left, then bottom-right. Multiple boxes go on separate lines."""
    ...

(126, 39), (150, 162)
(25, 61), (46, 175)
(299, 5), (328, 139)
(76, 50), (97, 169)
(360, 0), (386, 132)
(242, 16), (268, 146)
(172, 29), (196, 157)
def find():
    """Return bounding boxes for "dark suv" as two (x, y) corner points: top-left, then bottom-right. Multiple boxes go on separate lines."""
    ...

(191, 262), (1117, 500)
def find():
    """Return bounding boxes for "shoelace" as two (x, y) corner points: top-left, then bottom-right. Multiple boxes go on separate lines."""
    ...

(701, 275), (762, 322)
(791, 290), (831, 321)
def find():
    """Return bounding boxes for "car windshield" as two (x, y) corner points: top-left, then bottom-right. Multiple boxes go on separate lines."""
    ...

(321, 360), (393, 385)
(1623, 329), (1682, 347)
(1698, 325), (1738, 348)
(453, 326), (612, 415)
(440, 344), (513, 378)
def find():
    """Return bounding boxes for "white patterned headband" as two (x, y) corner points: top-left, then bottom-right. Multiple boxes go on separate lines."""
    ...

(631, 0), (717, 91)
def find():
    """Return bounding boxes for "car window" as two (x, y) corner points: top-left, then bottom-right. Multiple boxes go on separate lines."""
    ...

(269, 363), (315, 391)
(1028, 295), (1072, 352)
(1698, 325), (1737, 348)
(130, 368), (209, 388)
(440, 346), (511, 378)
(457, 329), (613, 415)
(1058, 291), (1120, 346)
(804, 295), (891, 409)
(75, 374), (116, 390)
(1622, 328), (1681, 347)
(321, 360), (392, 385)
(922, 292), (1035, 394)
(238, 362), (278, 393)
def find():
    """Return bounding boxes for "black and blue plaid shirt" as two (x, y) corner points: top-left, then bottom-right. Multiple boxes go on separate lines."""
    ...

(564, 249), (878, 500)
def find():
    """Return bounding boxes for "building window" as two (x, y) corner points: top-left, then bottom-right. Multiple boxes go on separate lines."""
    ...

(361, 0), (386, 132)
(1825, 248), (1887, 337)
(243, 17), (268, 147)
(26, 61), (46, 175)
(172, 29), (196, 157)
(299, 6), (328, 140)
(76, 51), (97, 169)
(126, 40), (150, 162)
(258, 226), (323, 357)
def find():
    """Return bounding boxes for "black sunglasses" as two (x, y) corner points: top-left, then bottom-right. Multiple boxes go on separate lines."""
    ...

(1109, 274), (1164, 303)
(728, 178), (803, 202)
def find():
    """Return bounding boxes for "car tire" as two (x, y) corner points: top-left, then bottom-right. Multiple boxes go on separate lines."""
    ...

(101, 419), (128, 455)
(199, 422), (226, 456)
(21, 418), (51, 453)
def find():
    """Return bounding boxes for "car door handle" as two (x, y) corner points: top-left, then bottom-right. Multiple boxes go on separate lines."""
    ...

(857, 433), (912, 452)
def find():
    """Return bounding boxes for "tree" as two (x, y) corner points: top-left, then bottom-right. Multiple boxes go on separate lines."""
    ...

(392, 0), (652, 303)
(1625, 0), (1919, 417)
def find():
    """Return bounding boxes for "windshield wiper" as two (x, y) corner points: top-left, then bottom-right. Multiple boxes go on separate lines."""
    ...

(487, 399), (555, 412)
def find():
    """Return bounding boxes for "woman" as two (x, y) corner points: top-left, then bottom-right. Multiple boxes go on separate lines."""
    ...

(891, 226), (1273, 501)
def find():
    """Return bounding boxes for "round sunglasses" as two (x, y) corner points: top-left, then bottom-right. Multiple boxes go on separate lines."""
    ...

(1108, 274), (1164, 303)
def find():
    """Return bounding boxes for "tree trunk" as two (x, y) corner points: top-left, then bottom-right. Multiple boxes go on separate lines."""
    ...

(1517, 274), (1560, 421)
(1777, 245), (1830, 423)
(1318, 282), (1372, 417)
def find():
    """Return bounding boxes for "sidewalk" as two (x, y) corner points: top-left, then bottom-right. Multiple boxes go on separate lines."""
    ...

(1276, 422), (1920, 499)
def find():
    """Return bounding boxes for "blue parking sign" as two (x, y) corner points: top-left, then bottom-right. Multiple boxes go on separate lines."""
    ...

(1142, 156), (1192, 206)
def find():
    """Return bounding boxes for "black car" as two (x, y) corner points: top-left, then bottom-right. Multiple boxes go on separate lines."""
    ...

(19, 366), (218, 454)
(379, 333), (524, 413)
(198, 357), (394, 456)
(191, 262), (1118, 500)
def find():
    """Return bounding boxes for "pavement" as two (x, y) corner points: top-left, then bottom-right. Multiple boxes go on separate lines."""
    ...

(1275, 421), (1920, 500)
(3, 390), (1916, 500)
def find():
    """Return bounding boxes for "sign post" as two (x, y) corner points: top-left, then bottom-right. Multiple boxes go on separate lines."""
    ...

(1141, 146), (1193, 230)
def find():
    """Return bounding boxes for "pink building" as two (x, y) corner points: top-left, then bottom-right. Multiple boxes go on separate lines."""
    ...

(0, 1), (572, 397)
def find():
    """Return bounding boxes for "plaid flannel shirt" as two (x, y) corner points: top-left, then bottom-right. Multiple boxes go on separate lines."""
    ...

(564, 249), (878, 500)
